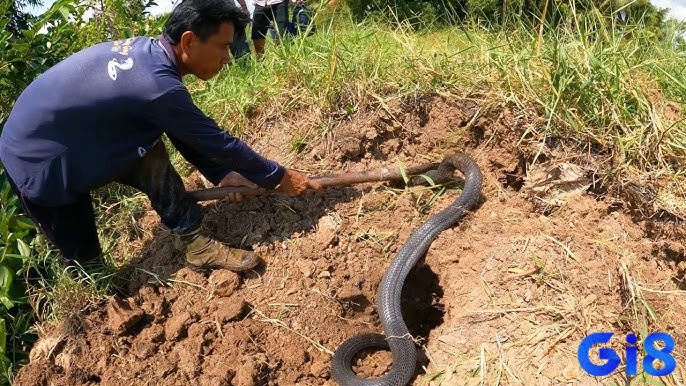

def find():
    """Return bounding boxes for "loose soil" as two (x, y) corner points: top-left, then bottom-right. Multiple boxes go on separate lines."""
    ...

(15, 95), (686, 386)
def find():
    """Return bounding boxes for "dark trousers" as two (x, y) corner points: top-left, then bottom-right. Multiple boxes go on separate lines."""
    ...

(251, 1), (289, 40)
(231, 25), (251, 60)
(6, 140), (202, 264)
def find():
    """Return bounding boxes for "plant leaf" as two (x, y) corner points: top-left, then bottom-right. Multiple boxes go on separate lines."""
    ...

(16, 239), (31, 258)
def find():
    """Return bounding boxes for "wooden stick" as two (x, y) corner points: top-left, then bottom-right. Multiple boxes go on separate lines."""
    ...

(187, 160), (439, 202)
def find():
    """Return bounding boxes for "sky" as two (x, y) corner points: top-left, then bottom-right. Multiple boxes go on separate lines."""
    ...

(26, 0), (686, 20)
(650, 0), (686, 22)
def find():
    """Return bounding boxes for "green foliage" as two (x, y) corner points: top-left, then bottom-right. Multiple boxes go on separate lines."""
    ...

(465, 0), (501, 17)
(345, 0), (670, 34)
(0, 0), (167, 382)
(0, 0), (168, 125)
(0, 0), (87, 124)
(0, 167), (37, 384)
(4, 0), (42, 36)
(346, 0), (465, 27)
(73, 0), (169, 50)
(196, 6), (685, 174)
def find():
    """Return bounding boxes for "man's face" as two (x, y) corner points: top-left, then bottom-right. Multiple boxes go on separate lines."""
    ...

(182, 22), (235, 80)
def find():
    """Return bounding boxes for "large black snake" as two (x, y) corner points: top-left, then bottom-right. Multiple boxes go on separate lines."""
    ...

(186, 152), (482, 385)
(331, 152), (483, 386)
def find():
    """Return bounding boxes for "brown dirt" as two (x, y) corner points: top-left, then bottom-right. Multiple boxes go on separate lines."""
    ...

(14, 96), (686, 386)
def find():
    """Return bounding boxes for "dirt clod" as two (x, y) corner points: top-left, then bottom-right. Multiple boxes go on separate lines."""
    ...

(105, 296), (146, 335)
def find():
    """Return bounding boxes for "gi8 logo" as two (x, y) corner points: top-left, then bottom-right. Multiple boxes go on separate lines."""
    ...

(578, 332), (676, 376)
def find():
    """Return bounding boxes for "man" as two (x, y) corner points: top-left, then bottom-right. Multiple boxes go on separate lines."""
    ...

(0, 0), (322, 272)
(230, 0), (251, 60)
(251, 0), (289, 55)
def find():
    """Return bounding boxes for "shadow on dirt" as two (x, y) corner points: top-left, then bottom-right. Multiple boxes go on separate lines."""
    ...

(115, 185), (364, 294)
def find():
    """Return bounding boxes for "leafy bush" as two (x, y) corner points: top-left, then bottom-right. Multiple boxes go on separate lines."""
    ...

(345, 0), (670, 33)
(0, 0), (168, 125)
(73, 0), (169, 49)
(0, 168), (37, 384)
(0, 0), (167, 381)
(346, 0), (465, 27)
(0, 0), (86, 124)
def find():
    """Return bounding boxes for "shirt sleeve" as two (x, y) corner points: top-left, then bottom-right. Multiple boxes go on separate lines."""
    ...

(145, 87), (285, 188)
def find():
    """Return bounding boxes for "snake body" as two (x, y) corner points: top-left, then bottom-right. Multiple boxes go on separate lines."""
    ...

(332, 152), (483, 386)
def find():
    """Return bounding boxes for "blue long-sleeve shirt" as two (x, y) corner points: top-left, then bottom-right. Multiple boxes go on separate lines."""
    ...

(0, 36), (284, 207)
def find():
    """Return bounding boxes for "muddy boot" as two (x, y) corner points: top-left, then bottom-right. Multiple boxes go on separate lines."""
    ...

(180, 228), (262, 272)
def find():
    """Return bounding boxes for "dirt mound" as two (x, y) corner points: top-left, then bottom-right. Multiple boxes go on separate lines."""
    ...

(14, 96), (685, 385)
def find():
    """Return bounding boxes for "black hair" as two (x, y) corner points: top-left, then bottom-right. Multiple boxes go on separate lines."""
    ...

(163, 0), (251, 44)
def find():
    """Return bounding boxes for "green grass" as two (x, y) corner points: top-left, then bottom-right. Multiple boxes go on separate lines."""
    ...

(188, 9), (685, 180)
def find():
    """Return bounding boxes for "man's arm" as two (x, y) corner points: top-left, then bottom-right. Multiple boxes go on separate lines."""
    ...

(145, 88), (285, 188)
(235, 0), (249, 15)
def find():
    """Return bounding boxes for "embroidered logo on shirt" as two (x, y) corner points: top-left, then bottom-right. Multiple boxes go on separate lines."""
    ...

(112, 38), (135, 55)
(107, 57), (134, 80)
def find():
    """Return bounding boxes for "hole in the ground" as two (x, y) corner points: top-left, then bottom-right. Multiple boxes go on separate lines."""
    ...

(415, 100), (430, 127)
(666, 247), (686, 264)
(544, 136), (561, 148)
(341, 294), (372, 314)
(401, 264), (444, 340)
(673, 269), (686, 291)
(503, 171), (525, 191)
(499, 155), (527, 191)
(469, 125), (485, 142)
(587, 171), (608, 196)
(128, 314), (154, 337)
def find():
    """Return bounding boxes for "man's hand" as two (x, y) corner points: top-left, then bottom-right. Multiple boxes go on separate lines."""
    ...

(277, 169), (323, 196)
(219, 171), (258, 203)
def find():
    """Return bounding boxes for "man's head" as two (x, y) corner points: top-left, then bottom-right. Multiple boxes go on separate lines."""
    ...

(163, 0), (251, 80)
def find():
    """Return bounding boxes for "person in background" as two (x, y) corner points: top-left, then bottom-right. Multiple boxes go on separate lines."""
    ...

(251, 0), (289, 55)
(290, 0), (316, 36)
(230, 0), (251, 60)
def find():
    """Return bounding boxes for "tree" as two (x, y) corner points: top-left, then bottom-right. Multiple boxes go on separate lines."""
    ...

(3, 0), (43, 36)
(74, 0), (166, 49)
(344, 0), (671, 35)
